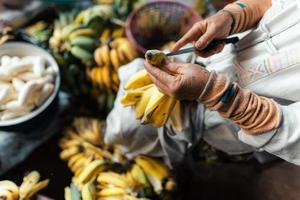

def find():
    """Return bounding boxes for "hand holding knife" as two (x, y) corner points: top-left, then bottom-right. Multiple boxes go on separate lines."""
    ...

(166, 36), (239, 57)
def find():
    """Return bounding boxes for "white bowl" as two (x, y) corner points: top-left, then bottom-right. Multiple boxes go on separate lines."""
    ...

(0, 42), (61, 127)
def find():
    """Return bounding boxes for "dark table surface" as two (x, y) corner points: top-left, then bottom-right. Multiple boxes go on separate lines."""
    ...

(1, 133), (300, 200)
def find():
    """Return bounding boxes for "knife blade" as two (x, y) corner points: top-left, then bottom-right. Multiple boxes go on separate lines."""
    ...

(166, 36), (239, 56)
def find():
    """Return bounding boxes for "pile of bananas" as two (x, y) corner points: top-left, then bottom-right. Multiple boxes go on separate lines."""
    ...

(121, 50), (183, 130)
(60, 117), (175, 200)
(25, 21), (53, 48)
(89, 28), (138, 93)
(0, 26), (14, 45)
(0, 171), (49, 200)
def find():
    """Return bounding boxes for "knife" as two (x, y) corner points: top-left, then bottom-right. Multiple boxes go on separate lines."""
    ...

(166, 36), (239, 56)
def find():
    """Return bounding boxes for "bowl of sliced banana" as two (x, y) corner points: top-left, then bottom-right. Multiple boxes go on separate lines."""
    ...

(0, 42), (60, 128)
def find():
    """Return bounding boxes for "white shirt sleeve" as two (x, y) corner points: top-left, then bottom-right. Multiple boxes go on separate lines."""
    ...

(238, 101), (300, 165)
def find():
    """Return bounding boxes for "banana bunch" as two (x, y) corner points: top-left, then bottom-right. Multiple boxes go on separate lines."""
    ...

(0, 171), (49, 200)
(89, 28), (138, 93)
(19, 171), (49, 200)
(49, 13), (98, 61)
(134, 156), (175, 195)
(0, 26), (14, 45)
(121, 67), (183, 130)
(25, 21), (52, 48)
(60, 117), (176, 200)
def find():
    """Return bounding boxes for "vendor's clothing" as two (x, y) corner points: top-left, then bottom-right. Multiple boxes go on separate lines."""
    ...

(106, 0), (300, 166)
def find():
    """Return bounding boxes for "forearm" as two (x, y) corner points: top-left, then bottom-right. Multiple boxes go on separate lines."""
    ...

(198, 71), (281, 135)
(223, 0), (272, 33)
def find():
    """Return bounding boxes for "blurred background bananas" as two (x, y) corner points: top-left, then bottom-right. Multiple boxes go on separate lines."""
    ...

(88, 28), (138, 94)
(59, 117), (176, 200)
(0, 171), (49, 200)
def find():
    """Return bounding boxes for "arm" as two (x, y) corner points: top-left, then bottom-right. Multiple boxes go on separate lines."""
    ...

(173, 0), (272, 56)
(223, 0), (272, 34)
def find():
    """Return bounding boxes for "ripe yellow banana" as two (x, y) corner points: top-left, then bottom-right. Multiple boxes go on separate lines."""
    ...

(124, 70), (152, 90)
(145, 50), (167, 66)
(130, 164), (150, 187)
(110, 48), (121, 71)
(76, 160), (106, 185)
(98, 187), (127, 197)
(97, 172), (130, 189)
(0, 189), (14, 200)
(0, 180), (19, 200)
(100, 28), (111, 44)
(19, 171), (49, 200)
(82, 182), (96, 200)
(135, 85), (156, 119)
(144, 96), (176, 128)
(75, 10), (89, 24)
(68, 152), (86, 169)
(64, 187), (71, 200)
(169, 100), (183, 131)
(60, 146), (81, 160)
(120, 90), (144, 106)
(142, 87), (166, 122)
(135, 156), (169, 180)
(68, 28), (95, 40)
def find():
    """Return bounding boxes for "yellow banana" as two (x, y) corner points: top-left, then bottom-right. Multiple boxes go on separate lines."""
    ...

(169, 100), (183, 131)
(59, 139), (81, 149)
(98, 187), (127, 197)
(81, 182), (96, 200)
(130, 164), (149, 187)
(76, 160), (106, 185)
(112, 28), (124, 38)
(135, 156), (169, 180)
(135, 85), (155, 119)
(100, 45), (111, 66)
(118, 42), (137, 61)
(25, 179), (49, 199)
(75, 10), (89, 24)
(100, 28), (111, 44)
(64, 187), (71, 200)
(124, 70), (152, 90)
(110, 48), (121, 71)
(94, 48), (104, 66)
(68, 152), (86, 169)
(0, 180), (19, 200)
(0, 189), (14, 200)
(68, 28), (95, 40)
(120, 90), (144, 106)
(60, 146), (81, 160)
(145, 50), (167, 66)
(145, 96), (176, 128)
(70, 155), (88, 173)
(19, 171), (40, 200)
(97, 172), (130, 189)
(142, 87), (166, 123)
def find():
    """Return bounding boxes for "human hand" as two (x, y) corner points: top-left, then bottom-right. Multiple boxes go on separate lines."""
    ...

(144, 60), (210, 100)
(173, 11), (233, 57)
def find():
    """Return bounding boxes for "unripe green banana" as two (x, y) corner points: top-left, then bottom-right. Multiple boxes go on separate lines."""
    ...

(70, 36), (98, 51)
(62, 23), (82, 38)
(70, 46), (93, 61)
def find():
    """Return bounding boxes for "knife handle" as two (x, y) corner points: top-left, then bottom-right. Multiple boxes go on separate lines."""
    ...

(204, 36), (239, 50)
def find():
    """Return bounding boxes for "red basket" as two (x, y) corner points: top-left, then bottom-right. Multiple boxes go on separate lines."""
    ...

(126, 1), (202, 54)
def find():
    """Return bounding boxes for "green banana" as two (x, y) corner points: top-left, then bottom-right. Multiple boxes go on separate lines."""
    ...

(70, 46), (93, 60)
(70, 36), (98, 51)
(62, 23), (82, 38)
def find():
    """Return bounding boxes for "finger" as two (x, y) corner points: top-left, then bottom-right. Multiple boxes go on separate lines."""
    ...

(144, 61), (175, 84)
(195, 24), (217, 50)
(147, 72), (171, 96)
(160, 62), (181, 75)
(196, 44), (225, 58)
(172, 22), (204, 52)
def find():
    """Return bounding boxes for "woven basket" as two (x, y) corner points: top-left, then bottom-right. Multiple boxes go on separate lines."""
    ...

(126, 1), (202, 53)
